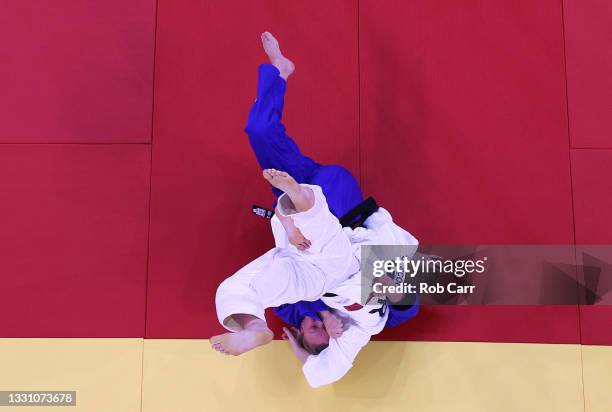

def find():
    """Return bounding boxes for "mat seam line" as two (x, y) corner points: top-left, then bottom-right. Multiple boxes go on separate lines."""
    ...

(559, 0), (587, 409)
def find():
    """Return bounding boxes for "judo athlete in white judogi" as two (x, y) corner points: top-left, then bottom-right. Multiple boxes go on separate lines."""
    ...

(212, 169), (360, 356)
(283, 207), (419, 388)
(213, 168), (418, 387)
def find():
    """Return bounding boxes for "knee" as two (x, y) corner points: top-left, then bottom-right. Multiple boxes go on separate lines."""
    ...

(244, 120), (270, 142)
(215, 277), (235, 305)
(245, 107), (283, 143)
(246, 122), (285, 153)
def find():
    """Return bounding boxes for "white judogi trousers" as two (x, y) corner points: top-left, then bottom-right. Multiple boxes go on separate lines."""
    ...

(215, 184), (359, 332)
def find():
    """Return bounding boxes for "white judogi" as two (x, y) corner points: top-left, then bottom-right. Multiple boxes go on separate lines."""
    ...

(302, 207), (418, 388)
(215, 184), (359, 332)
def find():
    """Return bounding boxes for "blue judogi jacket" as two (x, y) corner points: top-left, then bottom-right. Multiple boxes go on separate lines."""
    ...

(273, 300), (328, 327)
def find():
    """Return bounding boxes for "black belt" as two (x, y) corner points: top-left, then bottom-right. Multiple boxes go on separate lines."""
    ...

(338, 196), (379, 228)
(252, 196), (379, 228)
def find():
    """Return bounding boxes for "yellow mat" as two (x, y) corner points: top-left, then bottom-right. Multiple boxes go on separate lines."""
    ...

(0, 338), (143, 412)
(582, 345), (612, 412)
(142, 340), (584, 412)
(0, 338), (603, 412)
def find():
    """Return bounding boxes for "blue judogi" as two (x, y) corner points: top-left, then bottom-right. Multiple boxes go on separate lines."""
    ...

(245, 63), (417, 329)
(274, 300), (328, 325)
(245, 64), (363, 217)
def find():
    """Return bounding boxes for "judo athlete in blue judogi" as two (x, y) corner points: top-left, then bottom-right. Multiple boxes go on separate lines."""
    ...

(244, 34), (419, 355)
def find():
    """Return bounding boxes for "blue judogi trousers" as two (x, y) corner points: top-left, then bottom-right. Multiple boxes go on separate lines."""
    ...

(245, 64), (417, 328)
(245, 64), (363, 217)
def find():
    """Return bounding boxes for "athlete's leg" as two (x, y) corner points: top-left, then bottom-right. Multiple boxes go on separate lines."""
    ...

(246, 33), (364, 217)
(245, 34), (318, 195)
(245, 66), (363, 216)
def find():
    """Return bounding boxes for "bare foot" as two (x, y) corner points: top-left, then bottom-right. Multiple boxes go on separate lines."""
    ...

(261, 31), (295, 80)
(210, 328), (273, 356)
(262, 168), (299, 195)
(263, 168), (314, 213)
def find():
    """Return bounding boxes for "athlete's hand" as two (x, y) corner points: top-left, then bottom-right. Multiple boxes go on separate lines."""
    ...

(322, 313), (343, 338)
(276, 208), (311, 251)
(289, 232), (311, 251)
(371, 274), (405, 303)
(282, 327), (310, 363)
(371, 274), (395, 296)
(282, 326), (299, 343)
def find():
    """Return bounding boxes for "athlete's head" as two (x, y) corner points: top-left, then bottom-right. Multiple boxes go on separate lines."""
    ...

(299, 315), (330, 355)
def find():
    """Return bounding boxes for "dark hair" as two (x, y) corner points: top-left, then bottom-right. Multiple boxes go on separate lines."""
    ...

(297, 333), (329, 355)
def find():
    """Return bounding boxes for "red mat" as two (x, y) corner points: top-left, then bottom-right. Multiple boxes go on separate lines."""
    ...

(359, 0), (578, 344)
(564, 0), (612, 148)
(0, 1), (155, 143)
(572, 150), (612, 344)
(0, 145), (150, 337)
(146, 0), (359, 338)
(3, 0), (610, 345)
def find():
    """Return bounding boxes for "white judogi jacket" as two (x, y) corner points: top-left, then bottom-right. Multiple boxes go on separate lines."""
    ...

(302, 208), (418, 388)
(215, 185), (417, 388)
(215, 185), (359, 332)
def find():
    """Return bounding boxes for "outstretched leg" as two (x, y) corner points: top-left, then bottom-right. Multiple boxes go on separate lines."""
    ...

(246, 33), (364, 217)
(245, 33), (319, 192)
(211, 314), (273, 356)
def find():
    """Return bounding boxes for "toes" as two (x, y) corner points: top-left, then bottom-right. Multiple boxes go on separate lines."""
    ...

(211, 340), (229, 355)
(270, 169), (286, 178)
